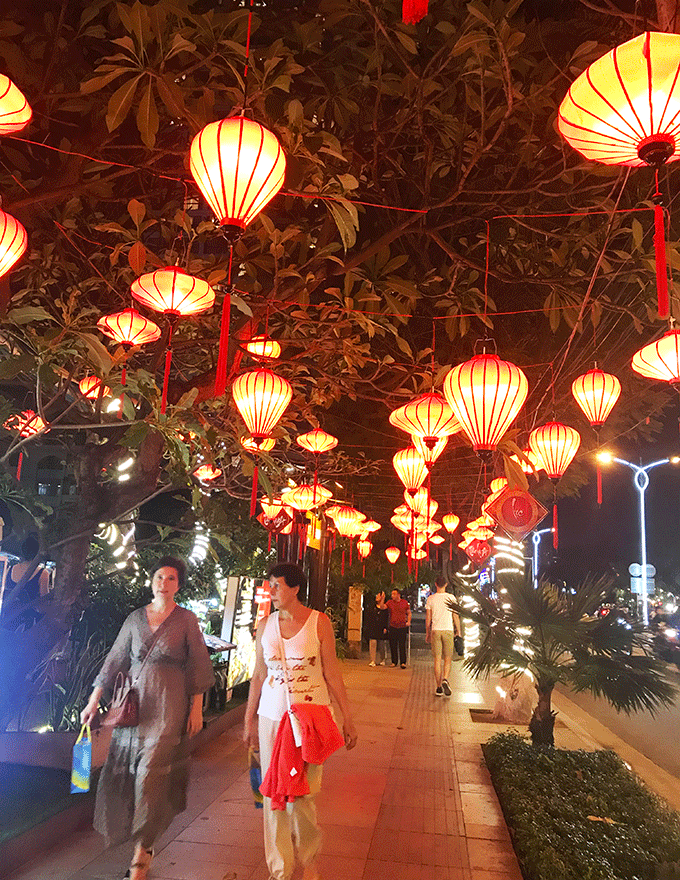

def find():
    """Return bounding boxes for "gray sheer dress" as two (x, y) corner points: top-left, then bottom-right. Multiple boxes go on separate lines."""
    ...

(92, 605), (215, 847)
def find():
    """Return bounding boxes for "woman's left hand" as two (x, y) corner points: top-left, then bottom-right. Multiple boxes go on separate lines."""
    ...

(186, 702), (204, 737)
(343, 718), (358, 750)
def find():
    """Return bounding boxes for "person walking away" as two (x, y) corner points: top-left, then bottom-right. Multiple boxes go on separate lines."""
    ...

(367, 591), (389, 666)
(80, 556), (214, 880)
(0, 535), (50, 630)
(425, 576), (460, 696)
(386, 588), (411, 668)
(243, 563), (358, 880)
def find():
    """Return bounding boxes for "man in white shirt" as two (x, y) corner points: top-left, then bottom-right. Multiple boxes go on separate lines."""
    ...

(425, 576), (461, 696)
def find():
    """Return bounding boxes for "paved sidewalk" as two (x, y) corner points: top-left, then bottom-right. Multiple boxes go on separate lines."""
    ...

(10, 647), (525, 880)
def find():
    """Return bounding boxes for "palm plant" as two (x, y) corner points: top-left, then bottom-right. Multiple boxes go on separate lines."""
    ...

(447, 574), (676, 747)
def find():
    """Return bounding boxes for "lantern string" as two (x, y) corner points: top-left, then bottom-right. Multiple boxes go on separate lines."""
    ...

(214, 245), (234, 397)
(240, 0), (256, 115)
(484, 219), (490, 320)
(652, 168), (670, 319)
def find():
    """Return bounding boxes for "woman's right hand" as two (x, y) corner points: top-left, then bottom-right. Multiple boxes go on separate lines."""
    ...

(242, 715), (259, 751)
(80, 701), (98, 726)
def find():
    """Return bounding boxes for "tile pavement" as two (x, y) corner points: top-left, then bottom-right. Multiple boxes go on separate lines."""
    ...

(9, 647), (525, 880)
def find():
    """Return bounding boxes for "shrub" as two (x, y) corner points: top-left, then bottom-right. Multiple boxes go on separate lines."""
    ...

(482, 732), (680, 880)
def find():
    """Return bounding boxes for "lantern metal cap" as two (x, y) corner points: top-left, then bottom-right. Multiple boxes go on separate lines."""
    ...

(638, 133), (676, 166)
(221, 222), (245, 244)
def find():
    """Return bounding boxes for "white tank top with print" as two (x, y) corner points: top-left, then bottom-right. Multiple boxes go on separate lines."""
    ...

(257, 610), (331, 722)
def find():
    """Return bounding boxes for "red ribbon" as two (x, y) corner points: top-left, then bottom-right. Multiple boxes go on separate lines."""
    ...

(402, 0), (427, 24)
(553, 502), (558, 550)
(250, 464), (258, 517)
(654, 203), (669, 319)
(596, 461), (603, 506)
(214, 288), (231, 397)
(160, 347), (172, 414)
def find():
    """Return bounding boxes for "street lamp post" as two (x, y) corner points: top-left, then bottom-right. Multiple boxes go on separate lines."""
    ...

(531, 528), (554, 588)
(597, 453), (679, 625)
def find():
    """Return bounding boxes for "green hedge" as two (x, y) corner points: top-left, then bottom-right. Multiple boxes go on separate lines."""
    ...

(482, 732), (680, 880)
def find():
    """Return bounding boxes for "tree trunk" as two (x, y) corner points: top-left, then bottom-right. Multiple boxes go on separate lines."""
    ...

(528, 682), (556, 747)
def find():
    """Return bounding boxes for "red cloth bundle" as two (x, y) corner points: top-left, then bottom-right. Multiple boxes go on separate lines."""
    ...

(260, 703), (345, 810)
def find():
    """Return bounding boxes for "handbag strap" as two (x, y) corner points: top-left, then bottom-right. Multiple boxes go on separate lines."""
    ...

(130, 610), (171, 687)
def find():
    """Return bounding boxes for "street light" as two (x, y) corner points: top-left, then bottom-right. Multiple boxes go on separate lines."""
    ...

(597, 452), (679, 625)
(531, 528), (554, 588)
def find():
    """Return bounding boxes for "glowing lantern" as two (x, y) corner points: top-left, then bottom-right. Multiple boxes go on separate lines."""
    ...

(79, 377), (111, 400)
(284, 484), (332, 511)
(392, 447), (428, 495)
(404, 488), (438, 519)
(357, 539), (372, 559)
(330, 506), (364, 536)
(232, 368), (292, 516)
(194, 464), (222, 482)
(385, 546), (401, 563)
(241, 435), (276, 453)
(558, 32), (680, 318)
(529, 422), (581, 550)
(260, 497), (283, 518)
(442, 514), (460, 533)
(571, 368), (621, 427)
(391, 514), (412, 533)
(632, 329), (680, 383)
(511, 448), (542, 475)
(443, 352), (528, 459)
(246, 336), (281, 360)
(389, 392), (460, 450)
(97, 307), (161, 387)
(402, 0), (428, 26)
(325, 504), (342, 521)
(407, 546), (427, 561)
(297, 428), (338, 455)
(0, 75), (32, 134)
(489, 477), (508, 494)
(4, 411), (46, 480)
(413, 434), (448, 467)
(0, 210), (27, 279)
(429, 534), (445, 545)
(190, 117), (286, 238)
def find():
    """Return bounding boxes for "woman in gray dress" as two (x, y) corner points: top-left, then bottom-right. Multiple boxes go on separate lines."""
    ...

(81, 556), (214, 880)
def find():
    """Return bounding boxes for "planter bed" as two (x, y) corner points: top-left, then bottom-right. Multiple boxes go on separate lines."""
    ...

(482, 732), (680, 880)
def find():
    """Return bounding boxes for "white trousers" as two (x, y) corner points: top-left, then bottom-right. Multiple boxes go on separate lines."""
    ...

(258, 715), (323, 880)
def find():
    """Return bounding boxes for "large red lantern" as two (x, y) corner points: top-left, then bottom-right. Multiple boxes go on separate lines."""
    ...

(571, 368), (621, 428)
(392, 447), (428, 495)
(0, 75), (32, 134)
(131, 267), (216, 414)
(558, 32), (680, 318)
(443, 352), (528, 459)
(389, 392), (460, 447)
(0, 210), (27, 279)
(232, 368), (292, 515)
(632, 328), (680, 383)
(529, 422), (581, 550)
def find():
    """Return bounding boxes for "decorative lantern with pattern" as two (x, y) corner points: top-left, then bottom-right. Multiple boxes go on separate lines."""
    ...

(529, 422), (581, 549)
(283, 484), (332, 511)
(404, 487), (438, 519)
(392, 447), (428, 495)
(97, 308), (161, 386)
(443, 352), (528, 459)
(194, 464), (222, 482)
(385, 546), (401, 563)
(241, 435), (276, 453)
(4, 410), (46, 480)
(246, 336), (282, 360)
(571, 368), (621, 428)
(79, 377), (112, 400)
(260, 497), (284, 518)
(389, 392), (460, 451)
(413, 434), (448, 467)
(0, 210), (27, 279)
(632, 328), (680, 383)
(0, 75), (32, 134)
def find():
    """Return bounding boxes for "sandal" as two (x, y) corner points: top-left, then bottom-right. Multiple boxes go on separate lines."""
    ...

(125, 847), (153, 880)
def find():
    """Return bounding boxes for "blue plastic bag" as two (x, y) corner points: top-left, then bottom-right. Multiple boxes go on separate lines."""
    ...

(248, 747), (263, 809)
(71, 724), (92, 794)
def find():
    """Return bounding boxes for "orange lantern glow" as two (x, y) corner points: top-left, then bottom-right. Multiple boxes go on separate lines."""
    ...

(283, 484), (332, 511)
(0, 75), (32, 134)
(385, 546), (401, 563)
(413, 434), (448, 467)
(389, 392), (460, 445)
(79, 376), (112, 399)
(357, 538), (372, 559)
(404, 487), (438, 519)
(442, 514), (460, 534)
(558, 32), (680, 318)
(511, 448), (542, 475)
(4, 409), (45, 480)
(0, 210), (27, 279)
(632, 329), (680, 383)
(443, 352), (528, 459)
(189, 117), (286, 240)
(489, 477), (508, 494)
(232, 369), (292, 438)
(391, 514), (412, 533)
(407, 546), (427, 561)
(194, 464), (222, 482)
(260, 497), (284, 518)
(332, 506), (365, 537)
(429, 534), (446, 545)
(392, 447), (428, 495)
(97, 308), (161, 348)
(296, 428), (338, 455)
(246, 336), (282, 360)
(571, 368), (621, 427)
(241, 435), (276, 453)
(359, 519), (381, 535)
(529, 421), (581, 550)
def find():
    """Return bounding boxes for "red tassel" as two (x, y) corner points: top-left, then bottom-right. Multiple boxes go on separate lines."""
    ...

(362, 562), (365, 577)
(250, 464), (258, 517)
(553, 503), (558, 550)
(121, 365), (127, 386)
(16, 450), (23, 481)
(349, 541), (353, 566)
(161, 347), (172, 414)
(391, 568), (394, 583)
(214, 288), (231, 397)
(597, 461), (603, 506)
(268, 530), (272, 552)
(654, 203), (670, 319)
(402, 0), (428, 24)
(341, 548), (345, 576)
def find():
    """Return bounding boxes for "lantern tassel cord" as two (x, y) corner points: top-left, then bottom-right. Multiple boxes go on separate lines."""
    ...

(161, 347), (173, 415)
(653, 171), (670, 319)
(214, 248), (233, 397)
(402, 0), (428, 24)
(268, 530), (272, 553)
(341, 547), (345, 576)
(596, 460), (603, 506)
(552, 485), (559, 550)
(16, 450), (23, 481)
(250, 464), (258, 518)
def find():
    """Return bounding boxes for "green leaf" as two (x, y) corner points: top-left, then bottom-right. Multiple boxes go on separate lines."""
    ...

(106, 75), (142, 133)
(326, 200), (358, 251)
(631, 218), (644, 251)
(7, 307), (56, 325)
(0, 353), (37, 380)
(175, 388), (198, 409)
(136, 79), (159, 148)
(128, 240), (147, 275)
(80, 69), (128, 94)
(121, 421), (150, 449)
(230, 294), (253, 317)
(394, 31), (417, 54)
(78, 332), (114, 373)
(503, 454), (529, 491)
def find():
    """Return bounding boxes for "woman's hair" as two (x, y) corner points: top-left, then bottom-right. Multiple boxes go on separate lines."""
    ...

(150, 555), (187, 590)
(268, 562), (308, 604)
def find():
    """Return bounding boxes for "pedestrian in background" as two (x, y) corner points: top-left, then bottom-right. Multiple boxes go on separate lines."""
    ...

(386, 588), (411, 668)
(81, 556), (214, 880)
(425, 576), (460, 696)
(366, 590), (389, 666)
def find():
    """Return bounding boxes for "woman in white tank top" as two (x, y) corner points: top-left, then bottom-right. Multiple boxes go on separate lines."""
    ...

(243, 563), (357, 880)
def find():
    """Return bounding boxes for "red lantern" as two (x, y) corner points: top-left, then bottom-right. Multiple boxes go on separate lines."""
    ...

(442, 513), (460, 534)
(4, 410), (47, 479)
(529, 422), (581, 550)
(296, 428), (338, 455)
(241, 435), (276, 453)
(283, 484), (332, 511)
(260, 497), (284, 518)
(443, 352), (528, 458)
(559, 32), (680, 318)
(465, 538), (493, 568)
(632, 329), (680, 383)
(404, 487), (438, 519)
(385, 546), (401, 563)
(97, 308), (161, 387)
(79, 376), (111, 400)
(429, 534), (445, 545)
(511, 448), (543, 475)
(390, 392), (460, 445)
(189, 117), (286, 240)
(407, 546), (427, 561)
(413, 434), (448, 467)
(571, 368), (621, 427)
(357, 538), (372, 559)
(0, 210), (27, 279)
(194, 464), (222, 482)
(0, 75), (32, 134)
(246, 336), (281, 360)
(392, 447), (428, 495)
